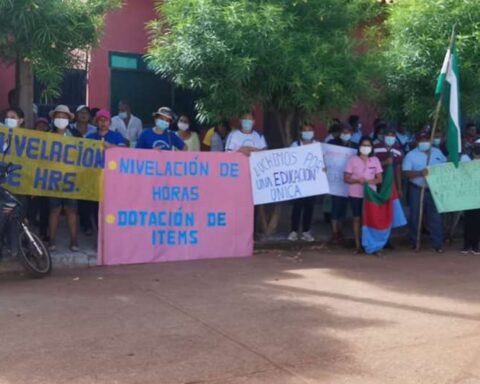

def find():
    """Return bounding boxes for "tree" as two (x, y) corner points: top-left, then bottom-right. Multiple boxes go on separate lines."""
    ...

(147, 0), (379, 145)
(0, 0), (120, 126)
(379, 0), (480, 128)
(147, 0), (378, 235)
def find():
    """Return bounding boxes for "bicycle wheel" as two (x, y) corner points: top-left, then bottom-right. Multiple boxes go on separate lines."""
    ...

(18, 226), (52, 278)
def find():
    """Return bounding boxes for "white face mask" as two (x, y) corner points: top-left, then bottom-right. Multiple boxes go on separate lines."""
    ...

(177, 122), (189, 131)
(359, 146), (372, 156)
(54, 118), (70, 130)
(5, 118), (18, 129)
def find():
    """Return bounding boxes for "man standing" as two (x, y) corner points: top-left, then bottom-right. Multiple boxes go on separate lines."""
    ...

(402, 132), (447, 252)
(111, 100), (143, 145)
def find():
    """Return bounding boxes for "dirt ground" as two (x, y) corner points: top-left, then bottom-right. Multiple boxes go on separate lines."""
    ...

(1, 247), (480, 384)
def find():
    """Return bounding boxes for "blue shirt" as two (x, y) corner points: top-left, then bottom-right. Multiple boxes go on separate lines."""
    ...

(136, 129), (185, 151)
(402, 147), (447, 187)
(87, 131), (127, 146)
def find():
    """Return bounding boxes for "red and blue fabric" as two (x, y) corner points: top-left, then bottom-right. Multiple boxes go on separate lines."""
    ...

(362, 165), (407, 254)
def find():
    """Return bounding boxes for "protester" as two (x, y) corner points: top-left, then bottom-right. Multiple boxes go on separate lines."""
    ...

(87, 109), (127, 147)
(348, 115), (363, 145)
(328, 123), (357, 243)
(287, 122), (317, 242)
(209, 120), (230, 152)
(402, 131), (447, 252)
(374, 127), (404, 196)
(344, 136), (383, 253)
(176, 114), (200, 151)
(396, 122), (412, 152)
(461, 139), (480, 254)
(72, 105), (96, 137)
(136, 107), (186, 151)
(463, 122), (478, 157)
(323, 119), (342, 143)
(34, 118), (50, 132)
(225, 112), (267, 155)
(47, 105), (79, 252)
(2, 107), (25, 129)
(111, 100), (143, 145)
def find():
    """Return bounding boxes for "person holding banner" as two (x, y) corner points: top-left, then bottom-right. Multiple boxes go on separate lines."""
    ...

(287, 123), (317, 242)
(461, 139), (480, 254)
(136, 107), (186, 151)
(48, 105), (80, 252)
(225, 112), (267, 156)
(87, 109), (127, 148)
(328, 123), (357, 244)
(402, 132), (447, 253)
(2, 107), (25, 129)
(176, 114), (200, 152)
(344, 136), (383, 253)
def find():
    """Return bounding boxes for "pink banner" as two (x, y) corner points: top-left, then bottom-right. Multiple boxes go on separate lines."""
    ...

(98, 148), (253, 266)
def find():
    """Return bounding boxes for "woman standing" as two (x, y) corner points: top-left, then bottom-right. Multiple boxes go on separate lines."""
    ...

(462, 140), (480, 254)
(176, 115), (200, 151)
(344, 136), (383, 253)
(287, 123), (317, 242)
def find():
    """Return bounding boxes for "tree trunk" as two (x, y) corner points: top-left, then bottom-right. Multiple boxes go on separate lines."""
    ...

(257, 109), (299, 237)
(16, 58), (34, 128)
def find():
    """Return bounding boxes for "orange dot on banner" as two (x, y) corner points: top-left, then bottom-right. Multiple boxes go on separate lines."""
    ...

(108, 161), (117, 171)
(105, 214), (116, 224)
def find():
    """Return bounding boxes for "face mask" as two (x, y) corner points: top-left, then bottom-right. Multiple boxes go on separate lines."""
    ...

(177, 122), (189, 131)
(418, 142), (431, 152)
(359, 146), (372, 156)
(118, 112), (128, 120)
(301, 131), (314, 141)
(241, 119), (254, 132)
(155, 119), (169, 131)
(385, 136), (396, 146)
(54, 118), (69, 130)
(432, 138), (441, 147)
(5, 118), (18, 128)
(340, 133), (352, 142)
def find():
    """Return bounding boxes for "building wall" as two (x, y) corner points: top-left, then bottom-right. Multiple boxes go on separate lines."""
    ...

(87, 0), (156, 109)
(0, 64), (16, 111)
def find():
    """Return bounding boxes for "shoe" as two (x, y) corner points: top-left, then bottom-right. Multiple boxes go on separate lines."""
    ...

(301, 232), (315, 242)
(461, 248), (470, 254)
(69, 244), (80, 252)
(433, 248), (444, 254)
(287, 231), (299, 241)
(471, 249), (480, 255)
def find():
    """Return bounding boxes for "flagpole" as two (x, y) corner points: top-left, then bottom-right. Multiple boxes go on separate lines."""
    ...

(415, 27), (457, 251)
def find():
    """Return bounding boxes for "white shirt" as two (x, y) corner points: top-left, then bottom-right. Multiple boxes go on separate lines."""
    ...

(225, 130), (267, 152)
(111, 114), (143, 142)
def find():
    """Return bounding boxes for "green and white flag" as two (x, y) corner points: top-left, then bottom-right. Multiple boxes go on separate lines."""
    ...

(435, 41), (461, 167)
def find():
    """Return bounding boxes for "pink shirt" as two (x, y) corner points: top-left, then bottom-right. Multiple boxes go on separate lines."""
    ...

(344, 155), (383, 198)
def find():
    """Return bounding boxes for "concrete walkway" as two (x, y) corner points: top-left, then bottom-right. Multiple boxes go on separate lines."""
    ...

(1, 248), (480, 383)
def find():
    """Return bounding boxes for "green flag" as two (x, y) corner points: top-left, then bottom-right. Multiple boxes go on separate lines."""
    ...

(435, 41), (461, 167)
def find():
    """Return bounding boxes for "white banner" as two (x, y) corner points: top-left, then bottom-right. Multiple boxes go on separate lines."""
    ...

(249, 143), (330, 205)
(321, 143), (357, 197)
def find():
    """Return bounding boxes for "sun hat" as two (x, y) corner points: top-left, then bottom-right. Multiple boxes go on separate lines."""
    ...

(152, 106), (174, 121)
(49, 104), (74, 120)
(95, 109), (111, 121)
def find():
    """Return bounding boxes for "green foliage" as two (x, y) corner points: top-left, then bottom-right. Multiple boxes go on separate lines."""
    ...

(146, 0), (379, 124)
(0, 0), (121, 100)
(380, 0), (480, 129)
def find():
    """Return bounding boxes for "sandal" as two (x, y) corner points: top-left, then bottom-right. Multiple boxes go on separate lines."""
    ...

(69, 244), (80, 252)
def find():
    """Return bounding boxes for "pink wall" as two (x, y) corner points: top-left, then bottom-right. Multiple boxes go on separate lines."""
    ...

(87, 0), (156, 109)
(0, 63), (16, 111)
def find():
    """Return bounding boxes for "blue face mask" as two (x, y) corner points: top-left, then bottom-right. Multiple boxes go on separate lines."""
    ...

(418, 142), (431, 152)
(155, 119), (169, 131)
(432, 138), (441, 147)
(301, 131), (314, 141)
(118, 111), (128, 120)
(385, 136), (396, 146)
(241, 119), (254, 132)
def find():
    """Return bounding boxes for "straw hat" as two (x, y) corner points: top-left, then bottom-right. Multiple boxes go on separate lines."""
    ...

(49, 104), (74, 120)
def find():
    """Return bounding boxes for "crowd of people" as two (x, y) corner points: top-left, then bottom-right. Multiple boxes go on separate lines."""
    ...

(1, 102), (479, 256)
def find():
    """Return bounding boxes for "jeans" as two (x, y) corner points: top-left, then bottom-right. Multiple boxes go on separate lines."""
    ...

(408, 184), (443, 249)
(291, 196), (316, 232)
